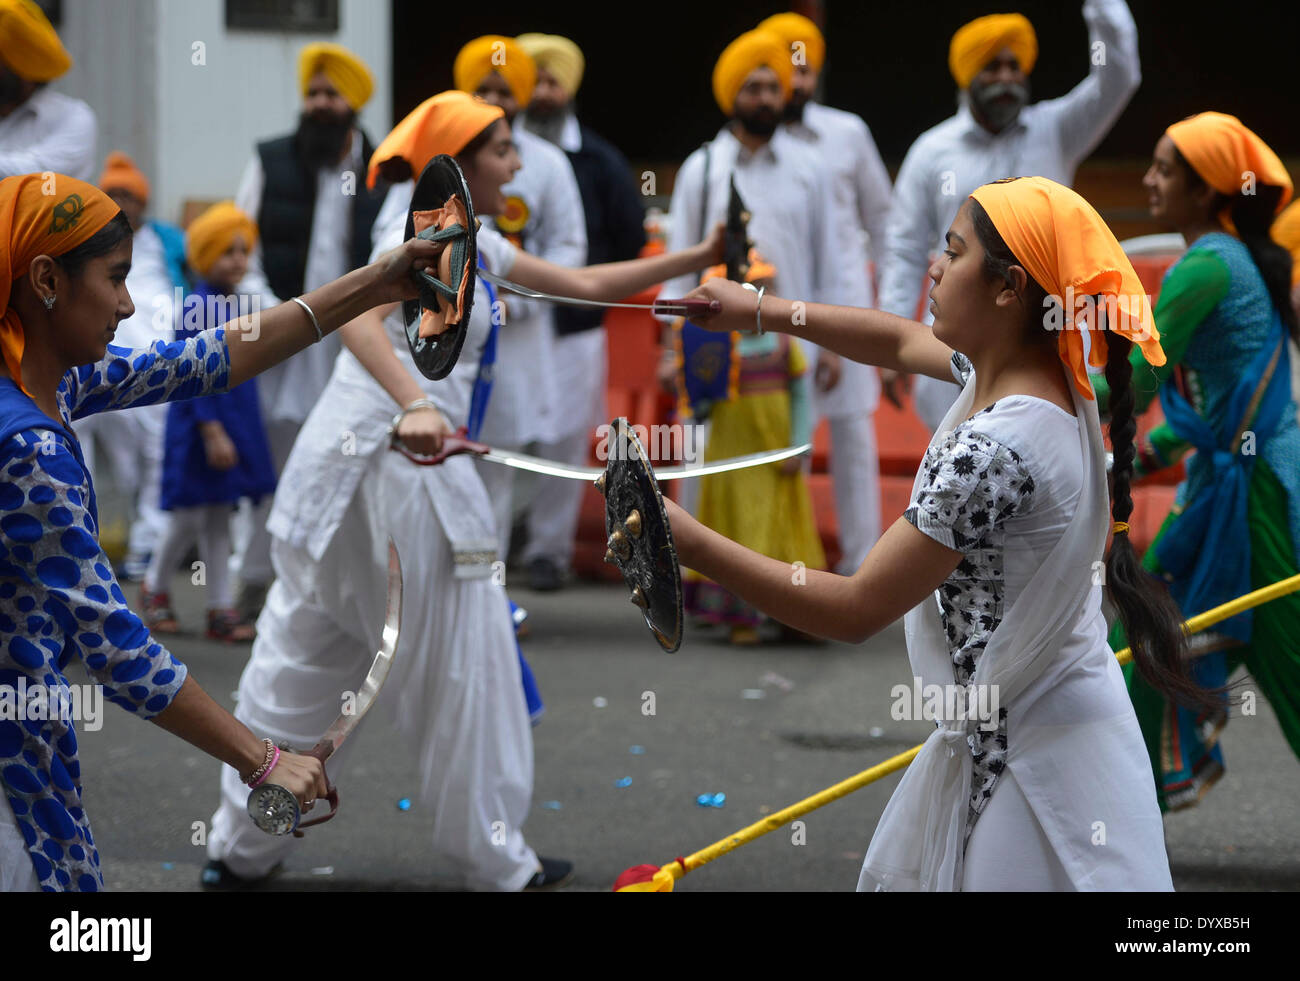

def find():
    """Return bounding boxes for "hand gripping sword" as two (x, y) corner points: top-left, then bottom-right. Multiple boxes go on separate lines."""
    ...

(246, 538), (403, 837)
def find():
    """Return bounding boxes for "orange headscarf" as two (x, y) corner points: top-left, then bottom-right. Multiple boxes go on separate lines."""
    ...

(98, 151), (150, 205)
(0, 174), (122, 395)
(712, 29), (793, 116)
(1166, 113), (1293, 232)
(758, 12), (826, 73)
(0, 0), (71, 82)
(1272, 200), (1300, 288)
(367, 91), (504, 190)
(185, 202), (257, 279)
(969, 177), (1164, 400)
(453, 36), (536, 108)
(949, 13), (1037, 90)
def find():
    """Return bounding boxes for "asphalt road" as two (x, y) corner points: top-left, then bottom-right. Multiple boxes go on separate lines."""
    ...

(71, 576), (1299, 893)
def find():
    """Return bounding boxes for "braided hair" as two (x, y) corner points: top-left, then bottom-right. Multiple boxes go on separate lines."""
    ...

(969, 198), (1220, 712)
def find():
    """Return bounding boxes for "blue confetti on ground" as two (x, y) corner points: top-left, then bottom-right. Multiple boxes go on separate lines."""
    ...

(541, 800), (562, 810)
(615, 776), (633, 788)
(161, 862), (174, 870)
(397, 798), (411, 811)
(629, 745), (645, 755)
(695, 792), (726, 808)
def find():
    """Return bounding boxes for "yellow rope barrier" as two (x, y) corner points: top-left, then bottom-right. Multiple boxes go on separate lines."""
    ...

(618, 572), (1300, 890)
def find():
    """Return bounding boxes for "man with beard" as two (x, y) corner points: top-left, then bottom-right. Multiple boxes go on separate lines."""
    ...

(0, 0), (96, 180)
(878, 1), (1140, 432)
(660, 28), (852, 548)
(453, 36), (586, 564)
(761, 12), (893, 575)
(515, 33), (646, 591)
(230, 43), (384, 621)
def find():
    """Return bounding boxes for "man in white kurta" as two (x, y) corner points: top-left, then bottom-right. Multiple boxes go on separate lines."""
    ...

(229, 45), (385, 613)
(661, 31), (856, 548)
(763, 12), (894, 573)
(0, 1), (95, 181)
(877, 0), (1140, 431)
(456, 40), (587, 560)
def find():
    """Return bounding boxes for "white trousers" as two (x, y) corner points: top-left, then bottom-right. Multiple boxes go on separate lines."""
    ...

(74, 404), (171, 562)
(824, 412), (881, 575)
(475, 459), (517, 561)
(231, 419), (301, 588)
(144, 503), (233, 608)
(960, 766), (1075, 891)
(206, 449), (538, 890)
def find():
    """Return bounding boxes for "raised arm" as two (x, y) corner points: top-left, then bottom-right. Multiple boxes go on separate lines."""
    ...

(684, 276), (955, 381)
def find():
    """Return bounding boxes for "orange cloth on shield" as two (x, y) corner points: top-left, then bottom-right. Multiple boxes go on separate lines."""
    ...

(969, 177), (1165, 400)
(410, 196), (471, 339)
(98, 152), (150, 205)
(454, 35), (536, 108)
(712, 29), (793, 116)
(1272, 201), (1300, 287)
(1166, 112), (1293, 231)
(0, 174), (121, 395)
(185, 202), (257, 279)
(366, 91), (504, 190)
(0, 0), (71, 82)
(948, 13), (1037, 89)
(298, 42), (374, 111)
(758, 12), (825, 73)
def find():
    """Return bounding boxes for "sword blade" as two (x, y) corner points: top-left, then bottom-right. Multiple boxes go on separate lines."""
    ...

(476, 443), (812, 481)
(477, 269), (719, 319)
(314, 538), (403, 759)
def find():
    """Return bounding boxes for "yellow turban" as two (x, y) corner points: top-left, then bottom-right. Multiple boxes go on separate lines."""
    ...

(0, 0), (72, 82)
(949, 13), (1037, 90)
(757, 12), (825, 73)
(1166, 112), (1293, 229)
(1, 174), (121, 394)
(298, 42), (374, 111)
(969, 177), (1164, 400)
(712, 29), (793, 116)
(186, 202), (258, 279)
(98, 152), (150, 205)
(454, 35), (536, 108)
(515, 33), (584, 98)
(367, 91), (505, 190)
(1272, 201), (1300, 288)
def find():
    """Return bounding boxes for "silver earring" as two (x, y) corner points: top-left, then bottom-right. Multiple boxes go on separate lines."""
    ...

(43, 295), (56, 310)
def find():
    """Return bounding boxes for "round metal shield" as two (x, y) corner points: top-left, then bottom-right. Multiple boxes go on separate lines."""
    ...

(403, 154), (477, 380)
(601, 418), (683, 652)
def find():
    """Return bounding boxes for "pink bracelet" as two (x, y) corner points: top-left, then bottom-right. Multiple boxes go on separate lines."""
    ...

(248, 746), (280, 788)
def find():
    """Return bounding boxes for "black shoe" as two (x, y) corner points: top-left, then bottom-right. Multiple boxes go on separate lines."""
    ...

(523, 856), (573, 890)
(527, 558), (564, 592)
(199, 859), (275, 891)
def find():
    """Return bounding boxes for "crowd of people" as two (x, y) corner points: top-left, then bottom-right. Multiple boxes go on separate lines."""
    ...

(0, 0), (1297, 893)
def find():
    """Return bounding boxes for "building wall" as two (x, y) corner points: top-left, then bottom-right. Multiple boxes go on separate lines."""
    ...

(57, 0), (392, 224)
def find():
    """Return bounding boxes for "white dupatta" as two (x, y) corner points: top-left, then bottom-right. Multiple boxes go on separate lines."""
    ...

(857, 360), (1109, 891)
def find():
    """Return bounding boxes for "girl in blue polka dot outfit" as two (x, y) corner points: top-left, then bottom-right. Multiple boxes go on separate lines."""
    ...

(0, 173), (443, 890)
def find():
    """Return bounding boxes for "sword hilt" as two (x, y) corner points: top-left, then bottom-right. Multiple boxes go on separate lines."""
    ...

(390, 426), (490, 466)
(291, 737), (340, 836)
(651, 298), (721, 319)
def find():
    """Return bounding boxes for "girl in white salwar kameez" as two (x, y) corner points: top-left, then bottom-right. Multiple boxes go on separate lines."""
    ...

(203, 92), (723, 891)
(677, 176), (1220, 891)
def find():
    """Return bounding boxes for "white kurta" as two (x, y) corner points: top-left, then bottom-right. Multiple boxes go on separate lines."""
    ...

(877, 0), (1141, 431)
(0, 87), (97, 180)
(206, 189), (540, 890)
(858, 356), (1171, 891)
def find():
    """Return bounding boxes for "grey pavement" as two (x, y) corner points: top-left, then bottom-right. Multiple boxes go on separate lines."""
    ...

(71, 576), (1299, 892)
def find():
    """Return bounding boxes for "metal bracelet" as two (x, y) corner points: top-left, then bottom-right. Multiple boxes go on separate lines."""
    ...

(291, 296), (323, 344)
(742, 283), (766, 335)
(389, 397), (440, 437)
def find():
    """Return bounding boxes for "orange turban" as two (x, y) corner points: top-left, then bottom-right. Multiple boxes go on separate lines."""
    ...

(515, 33), (584, 98)
(299, 42), (374, 111)
(0, 174), (122, 394)
(454, 35), (536, 108)
(712, 29), (794, 116)
(969, 177), (1164, 400)
(1272, 201), (1300, 288)
(1166, 112), (1293, 231)
(949, 13), (1037, 89)
(0, 0), (71, 82)
(758, 12), (825, 73)
(366, 91), (505, 190)
(185, 202), (257, 279)
(98, 152), (150, 205)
